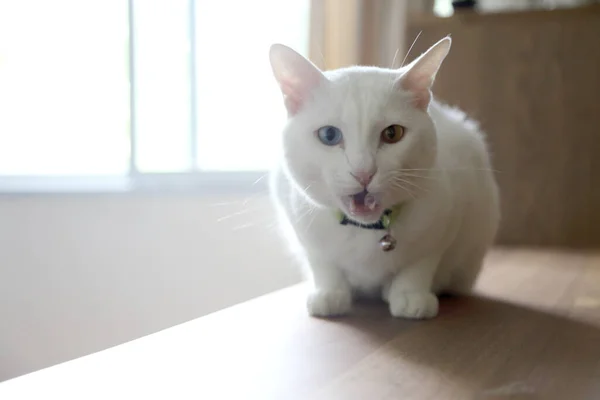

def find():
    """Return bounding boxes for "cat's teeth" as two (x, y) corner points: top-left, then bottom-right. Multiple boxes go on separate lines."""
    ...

(365, 193), (378, 210)
(349, 201), (357, 212)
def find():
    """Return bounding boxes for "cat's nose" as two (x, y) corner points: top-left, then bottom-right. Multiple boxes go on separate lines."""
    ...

(351, 169), (377, 187)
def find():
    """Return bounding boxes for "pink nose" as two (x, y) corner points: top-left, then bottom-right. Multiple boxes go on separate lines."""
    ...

(351, 169), (377, 186)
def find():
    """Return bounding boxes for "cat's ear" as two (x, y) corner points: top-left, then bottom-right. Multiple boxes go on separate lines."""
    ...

(396, 36), (451, 111)
(269, 44), (326, 116)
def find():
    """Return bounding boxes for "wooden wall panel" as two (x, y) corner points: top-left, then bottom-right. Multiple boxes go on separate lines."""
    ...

(406, 6), (600, 248)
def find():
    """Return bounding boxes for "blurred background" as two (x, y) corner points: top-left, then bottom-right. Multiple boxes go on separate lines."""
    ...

(0, 0), (598, 381)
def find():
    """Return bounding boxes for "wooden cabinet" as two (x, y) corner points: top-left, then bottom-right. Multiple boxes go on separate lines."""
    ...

(407, 5), (600, 248)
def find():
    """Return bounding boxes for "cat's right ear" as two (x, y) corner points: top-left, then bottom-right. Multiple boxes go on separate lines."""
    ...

(396, 36), (451, 111)
(269, 44), (325, 116)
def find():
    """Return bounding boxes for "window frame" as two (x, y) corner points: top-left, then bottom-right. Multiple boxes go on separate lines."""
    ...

(0, 0), (276, 195)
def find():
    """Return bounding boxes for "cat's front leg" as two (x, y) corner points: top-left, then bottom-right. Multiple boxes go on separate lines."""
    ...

(306, 257), (352, 318)
(384, 255), (441, 319)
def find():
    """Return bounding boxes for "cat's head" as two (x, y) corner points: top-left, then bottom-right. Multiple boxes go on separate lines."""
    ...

(269, 38), (451, 224)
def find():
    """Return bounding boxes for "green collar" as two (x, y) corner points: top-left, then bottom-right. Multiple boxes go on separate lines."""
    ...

(336, 203), (404, 231)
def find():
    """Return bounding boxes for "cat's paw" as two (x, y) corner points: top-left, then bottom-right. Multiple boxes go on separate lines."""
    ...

(388, 291), (438, 319)
(306, 289), (352, 317)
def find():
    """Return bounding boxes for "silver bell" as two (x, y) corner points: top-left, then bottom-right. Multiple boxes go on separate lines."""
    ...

(379, 233), (396, 251)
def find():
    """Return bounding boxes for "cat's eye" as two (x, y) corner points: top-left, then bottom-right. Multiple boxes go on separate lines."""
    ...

(380, 125), (405, 144)
(317, 126), (343, 146)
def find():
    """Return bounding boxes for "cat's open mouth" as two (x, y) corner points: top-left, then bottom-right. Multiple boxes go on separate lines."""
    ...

(343, 190), (382, 219)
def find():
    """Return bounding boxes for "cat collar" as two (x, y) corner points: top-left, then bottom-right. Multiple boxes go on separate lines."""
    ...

(335, 203), (403, 251)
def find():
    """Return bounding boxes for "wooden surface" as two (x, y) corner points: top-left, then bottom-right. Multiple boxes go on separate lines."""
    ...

(407, 6), (600, 248)
(1, 249), (600, 399)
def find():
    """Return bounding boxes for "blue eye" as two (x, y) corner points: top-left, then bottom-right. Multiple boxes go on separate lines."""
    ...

(317, 126), (343, 146)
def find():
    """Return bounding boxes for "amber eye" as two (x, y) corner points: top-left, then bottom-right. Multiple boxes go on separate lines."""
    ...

(380, 125), (405, 144)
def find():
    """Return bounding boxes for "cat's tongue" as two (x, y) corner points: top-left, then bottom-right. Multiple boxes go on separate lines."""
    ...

(349, 190), (381, 215)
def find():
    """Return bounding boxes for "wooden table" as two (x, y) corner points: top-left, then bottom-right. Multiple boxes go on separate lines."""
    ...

(1, 249), (599, 399)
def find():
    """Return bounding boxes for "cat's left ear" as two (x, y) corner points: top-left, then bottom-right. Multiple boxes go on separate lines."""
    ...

(396, 36), (451, 111)
(269, 44), (326, 116)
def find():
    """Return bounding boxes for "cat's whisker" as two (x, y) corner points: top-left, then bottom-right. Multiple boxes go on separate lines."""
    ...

(390, 174), (432, 195)
(210, 201), (242, 207)
(304, 207), (319, 233)
(400, 30), (422, 69)
(391, 181), (417, 200)
(294, 204), (316, 227)
(399, 176), (439, 183)
(398, 173), (442, 182)
(398, 167), (501, 173)
(386, 31), (423, 91)
(214, 195), (280, 223)
(243, 192), (268, 206)
(231, 216), (280, 232)
(389, 174), (420, 189)
(210, 191), (266, 207)
(392, 177), (429, 195)
(390, 173), (424, 184)
(316, 48), (326, 70)
(232, 222), (256, 231)
(390, 47), (400, 69)
(299, 214), (316, 233)
(216, 209), (252, 222)
(253, 174), (268, 185)
(380, 170), (406, 181)
(293, 208), (309, 223)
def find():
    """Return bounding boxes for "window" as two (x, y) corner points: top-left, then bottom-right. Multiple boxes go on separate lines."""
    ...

(0, 1), (130, 176)
(0, 0), (310, 190)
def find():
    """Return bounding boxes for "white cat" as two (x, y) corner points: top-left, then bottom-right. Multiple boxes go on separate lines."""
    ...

(268, 37), (500, 319)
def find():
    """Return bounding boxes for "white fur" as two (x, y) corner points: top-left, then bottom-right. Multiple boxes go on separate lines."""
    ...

(269, 39), (500, 319)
